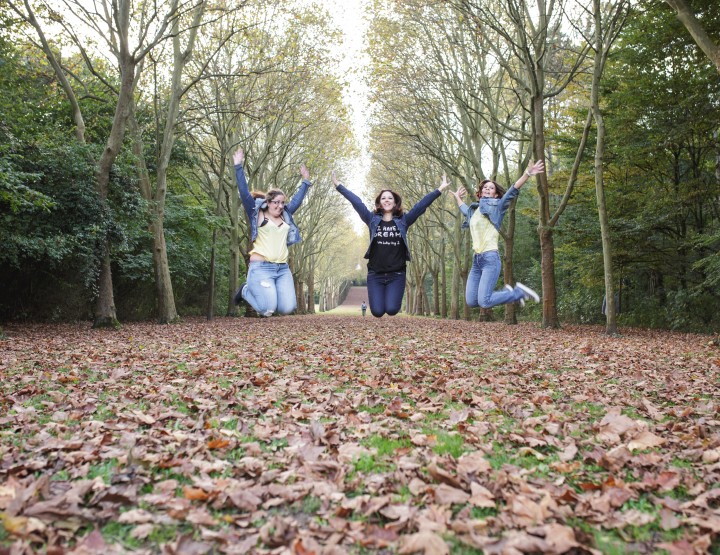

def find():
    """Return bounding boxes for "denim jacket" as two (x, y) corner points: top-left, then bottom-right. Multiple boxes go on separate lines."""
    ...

(336, 184), (442, 262)
(235, 164), (311, 246)
(459, 185), (519, 232)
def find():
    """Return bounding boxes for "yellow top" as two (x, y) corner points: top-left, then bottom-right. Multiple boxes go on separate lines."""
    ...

(250, 220), (290, 263)
(470, 209), (499, 254)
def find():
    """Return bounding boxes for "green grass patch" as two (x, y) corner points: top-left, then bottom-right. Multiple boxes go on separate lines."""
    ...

(572, 401), (607, 420)
(444, 536), (485, 554)
(352, 453), (394, 475)
(362, 434), (412, 457)
(100, 520), (141, 550)
(51, 469), (71, 481)
(357, 404), (385, 415)
(300, 495), (322, 514)
(431, 430), (466, 458)
(264, 437), (289, 452)
(88, 459), (119, 485)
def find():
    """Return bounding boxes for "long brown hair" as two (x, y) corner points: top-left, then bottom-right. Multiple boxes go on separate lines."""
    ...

(475, 179), (505, 199)
(374, 189), (404, 217)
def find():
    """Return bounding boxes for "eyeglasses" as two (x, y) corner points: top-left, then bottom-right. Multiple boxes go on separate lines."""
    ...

(269, 200), (285, 206)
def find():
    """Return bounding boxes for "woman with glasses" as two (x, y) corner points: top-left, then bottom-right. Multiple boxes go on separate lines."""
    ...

(331, 171), (449, 318)
(232, 147), (311, 316)
(451, 161), (545, 310)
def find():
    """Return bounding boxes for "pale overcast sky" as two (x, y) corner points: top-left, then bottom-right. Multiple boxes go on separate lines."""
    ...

(315, 0), (372, 230)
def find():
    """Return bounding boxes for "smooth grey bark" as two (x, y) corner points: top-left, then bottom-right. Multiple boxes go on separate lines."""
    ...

(665, 0), (720, 73)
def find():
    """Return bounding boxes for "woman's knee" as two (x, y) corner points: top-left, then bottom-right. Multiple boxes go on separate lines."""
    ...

(478, 297), (493, 309)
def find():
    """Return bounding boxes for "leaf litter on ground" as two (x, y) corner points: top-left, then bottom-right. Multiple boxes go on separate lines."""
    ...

(0, 316), (718, 554)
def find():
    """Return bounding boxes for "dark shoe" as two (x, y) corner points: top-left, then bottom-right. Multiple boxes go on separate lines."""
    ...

(233, 283), (246, 306)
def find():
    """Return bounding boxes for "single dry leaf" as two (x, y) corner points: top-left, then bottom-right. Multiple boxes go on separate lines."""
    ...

(397, 531), (450, 555)
(627, 430), (665, 451)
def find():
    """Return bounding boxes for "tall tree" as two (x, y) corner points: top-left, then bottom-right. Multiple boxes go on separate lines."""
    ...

(128, 0), (218, 323)
(600, 0), (720, 330)
(184, 1), (352, 316)
(585, 0), (629, 334)
(8, 0), (190, 326)
(454, 0), (591, 328)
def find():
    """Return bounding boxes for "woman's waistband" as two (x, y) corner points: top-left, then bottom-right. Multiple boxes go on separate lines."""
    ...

(249, 260), (289, 266)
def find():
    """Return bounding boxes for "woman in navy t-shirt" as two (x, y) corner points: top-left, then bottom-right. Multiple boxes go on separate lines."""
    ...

(333, 172), (448, 317)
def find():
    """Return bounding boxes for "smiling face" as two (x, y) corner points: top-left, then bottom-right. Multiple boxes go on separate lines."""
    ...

(379, 191), (396, 212)
(267, 196), (286, 217)
(374, 189), (402, 216)
(265, 189), (286, 218)
(475, 179), (506, 200)
(479, 180), (500, 199)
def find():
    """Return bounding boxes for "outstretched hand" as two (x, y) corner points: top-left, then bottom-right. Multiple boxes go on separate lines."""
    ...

(300, 164), (310, 181)
(331, 170), (341, 186)
(452, 186), (467, 201)
(233, 147), (244, 166)
(526, 160), (545, 177)
(438, 173), (450, 192)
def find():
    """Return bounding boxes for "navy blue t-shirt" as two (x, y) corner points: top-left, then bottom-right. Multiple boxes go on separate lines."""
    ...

(368, 219), (406, 272)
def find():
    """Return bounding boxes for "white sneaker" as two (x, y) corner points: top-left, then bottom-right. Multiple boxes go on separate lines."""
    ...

(516, 282), (540, 303)
(505, 284), (524, 307)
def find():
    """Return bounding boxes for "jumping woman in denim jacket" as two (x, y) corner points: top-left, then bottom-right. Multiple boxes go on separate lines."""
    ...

(332, 171), (448, 317)
(452, 161), (544, 310)
(232, 147), (311, 316)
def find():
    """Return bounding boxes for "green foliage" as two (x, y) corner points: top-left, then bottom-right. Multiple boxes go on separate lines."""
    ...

(0, 32), (223, 321)
(548, 0), (720, 332)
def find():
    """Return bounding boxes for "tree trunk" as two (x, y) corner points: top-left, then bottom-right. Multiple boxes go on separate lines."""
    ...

(431, 269), (439, 316)
(92, 54), (137, 328)
(207, 229), (217, 320)
(503, 201), (518, 325)
(462, 240), (471, 321)
(592, 0), (622, 335)
(206, 168), (225, 321)
(502, 238), (517, 324)
(151, 220), (177, 323)
(129, 103), (177, 324)
(93, 253), (117, 328)
(450, 262), (460, 319)
(440, 241), (447, 318)
(228, 194), (241, 316)
(307, 255), (315, 314)
(533, 93), (560, 329)
(665, 0), (720, 73)
(538, 226), (559, 328)
(297, 280), (306, 313)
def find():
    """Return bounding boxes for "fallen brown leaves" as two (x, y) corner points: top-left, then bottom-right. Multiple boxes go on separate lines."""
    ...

(0, 317), (718, 554)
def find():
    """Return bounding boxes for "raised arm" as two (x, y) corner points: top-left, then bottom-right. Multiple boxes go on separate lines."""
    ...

(438, 173), (450, 193)
(403, 176), (445, 226)
(332, 170), (374, 225)
(452, 185), (466, 205)
(286, 163), (312, 215)
(233, 147), (256, 217)
(513, 160), (545, 190)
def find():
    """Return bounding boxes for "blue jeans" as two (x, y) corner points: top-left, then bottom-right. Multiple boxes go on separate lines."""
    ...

(466, 251), (524, 308)
(366, 270), (406, 317)
(243, 261), (296, 316)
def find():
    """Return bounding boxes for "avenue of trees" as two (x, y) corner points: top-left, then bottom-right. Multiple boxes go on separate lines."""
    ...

(0, 0), (718, 333)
